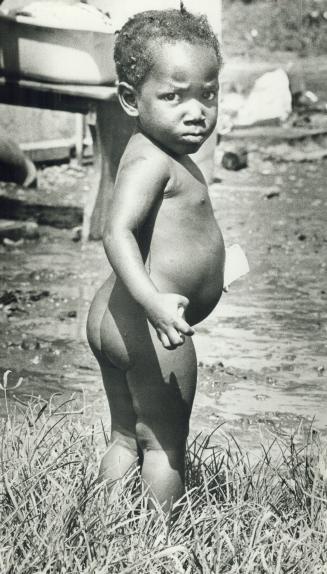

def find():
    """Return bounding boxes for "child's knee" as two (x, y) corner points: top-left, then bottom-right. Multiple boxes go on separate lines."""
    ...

(131, 391), (191, 451)
(111, 428), (138, 454)
(135, 415), (189, 453)
(98, 432), (139, 483)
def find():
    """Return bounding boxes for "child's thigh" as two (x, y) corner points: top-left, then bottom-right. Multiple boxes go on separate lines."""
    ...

(126, 328), (197, 451)
(99, 361), (137, 442)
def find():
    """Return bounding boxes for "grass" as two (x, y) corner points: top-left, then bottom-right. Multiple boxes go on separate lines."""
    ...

(1, 389), (327, 573)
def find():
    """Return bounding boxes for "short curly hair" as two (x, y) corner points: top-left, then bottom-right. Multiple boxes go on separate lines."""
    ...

(114, 8), (222, 89)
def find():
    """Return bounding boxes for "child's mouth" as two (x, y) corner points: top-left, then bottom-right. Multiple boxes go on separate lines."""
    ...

(182, 132), (206, 143)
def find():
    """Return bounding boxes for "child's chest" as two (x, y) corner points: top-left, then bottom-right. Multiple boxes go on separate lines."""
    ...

(164, 158), (212, 213)
(164, 180), (215, 232)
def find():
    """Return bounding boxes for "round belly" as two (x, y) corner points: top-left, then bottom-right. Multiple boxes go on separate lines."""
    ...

(149, 228), (225, 326)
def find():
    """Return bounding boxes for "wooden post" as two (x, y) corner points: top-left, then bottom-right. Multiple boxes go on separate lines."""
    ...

(88, 98), (135, 240)
(75, 113), (85, 165)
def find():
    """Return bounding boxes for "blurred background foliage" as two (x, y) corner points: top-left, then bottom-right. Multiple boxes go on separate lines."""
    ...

(223, 0), (327, 57)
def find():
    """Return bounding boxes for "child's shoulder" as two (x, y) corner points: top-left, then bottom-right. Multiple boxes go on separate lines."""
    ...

(121, 132), (172, 174)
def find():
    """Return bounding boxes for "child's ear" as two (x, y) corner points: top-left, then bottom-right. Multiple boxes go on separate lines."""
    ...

(118, 82), (139, 117)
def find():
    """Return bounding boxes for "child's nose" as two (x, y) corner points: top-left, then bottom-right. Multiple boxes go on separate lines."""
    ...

(183, 100), (205, 124)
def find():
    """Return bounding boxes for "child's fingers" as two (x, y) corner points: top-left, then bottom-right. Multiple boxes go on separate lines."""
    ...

(159, 332), (172, 349)
(167, 327), (185, 347)
(157, 328), (185, 350)
(176, 317), (194, 336)
(177, 296), (190, 315)
(176, 299), (194, 335)
(178, 306), (185, 317)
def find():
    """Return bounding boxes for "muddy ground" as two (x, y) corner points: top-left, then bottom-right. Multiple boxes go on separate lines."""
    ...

(0, 139), (326, 456)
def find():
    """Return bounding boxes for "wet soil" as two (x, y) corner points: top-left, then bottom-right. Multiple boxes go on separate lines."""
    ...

(0, 151), (326, 455)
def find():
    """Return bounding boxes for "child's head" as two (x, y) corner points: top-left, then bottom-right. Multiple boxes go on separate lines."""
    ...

(115, 8), (222, 156)
(114, 8), (222, 90)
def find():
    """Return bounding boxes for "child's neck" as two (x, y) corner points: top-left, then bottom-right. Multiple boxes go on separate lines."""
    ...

(134, 124), (185, 161)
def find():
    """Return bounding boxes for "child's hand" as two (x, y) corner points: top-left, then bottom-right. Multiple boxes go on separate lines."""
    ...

(146, 293), (194, 350)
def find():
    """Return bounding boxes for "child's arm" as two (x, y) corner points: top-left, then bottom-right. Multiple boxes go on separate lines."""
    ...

(103, 152), (194, 350)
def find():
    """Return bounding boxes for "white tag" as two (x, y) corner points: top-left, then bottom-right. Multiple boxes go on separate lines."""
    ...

(224, 244), (249, 289)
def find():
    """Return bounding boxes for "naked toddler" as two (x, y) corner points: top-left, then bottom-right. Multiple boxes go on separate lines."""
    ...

(87, 7), (225, 509)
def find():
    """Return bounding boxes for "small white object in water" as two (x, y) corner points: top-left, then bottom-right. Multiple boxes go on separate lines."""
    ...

(224, 244), (250, 290)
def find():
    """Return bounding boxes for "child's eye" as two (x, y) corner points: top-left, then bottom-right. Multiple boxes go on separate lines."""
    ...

(202, 90), (217, 101)
(162, 93), (179, 102)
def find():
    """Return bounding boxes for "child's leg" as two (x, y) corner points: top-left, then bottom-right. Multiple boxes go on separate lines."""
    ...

(97, 360), (139, 483)
(87, 277), (197, 506)
(126, 330), (197, 509)
(87, 281), (139, 484)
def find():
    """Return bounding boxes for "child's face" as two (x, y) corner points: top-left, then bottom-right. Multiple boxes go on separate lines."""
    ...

(135, 41), (219, 156)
